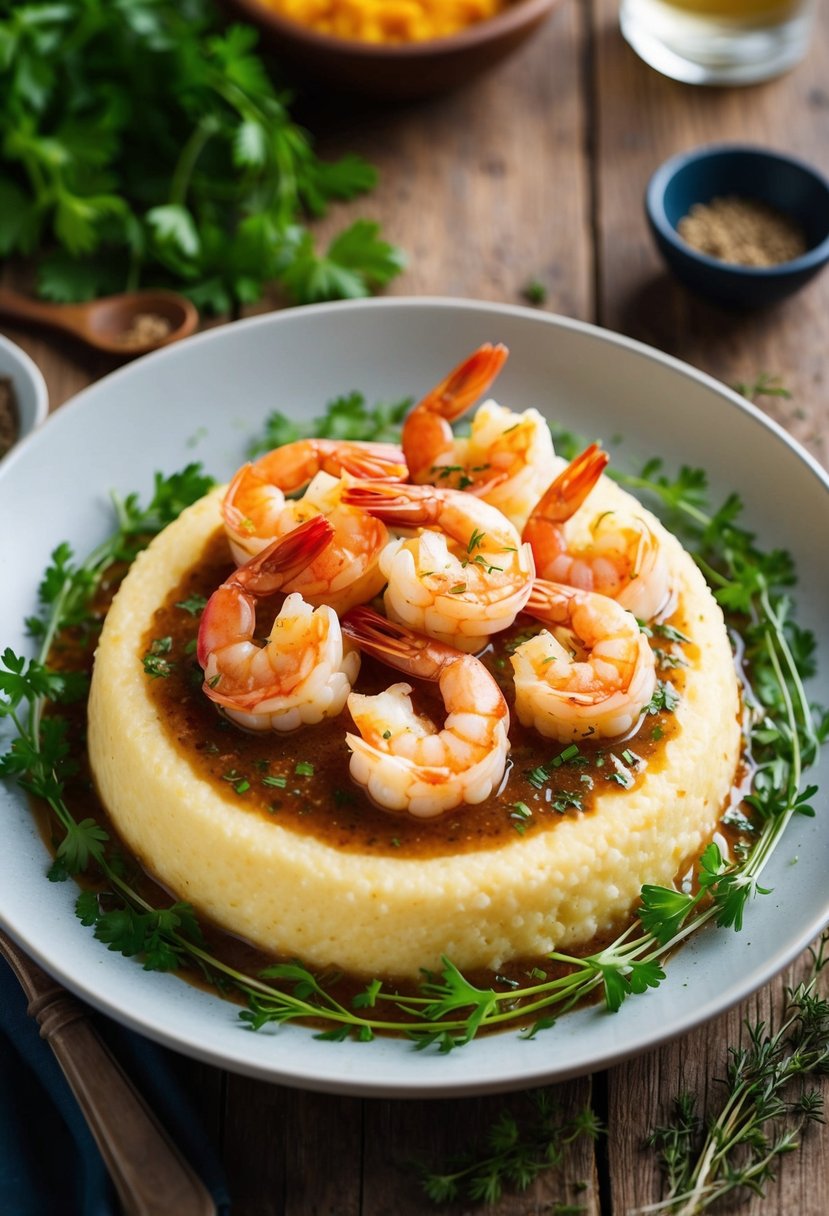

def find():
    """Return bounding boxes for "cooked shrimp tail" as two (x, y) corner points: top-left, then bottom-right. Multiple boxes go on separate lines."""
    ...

(403, 343), (508, 483)
(197, 517), (360, 733)
(222, 453), (395, 613)
(341, 605), (457, 679)
(229, 514), (334, 596)
(341, 607), (510, 819)
(522, 443), (609, 545)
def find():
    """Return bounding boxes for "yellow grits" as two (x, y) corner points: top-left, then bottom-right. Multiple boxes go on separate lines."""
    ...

(88, 480), (741, 979)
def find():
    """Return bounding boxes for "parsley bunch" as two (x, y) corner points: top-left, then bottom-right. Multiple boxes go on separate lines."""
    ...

(0, 1), (405, 311)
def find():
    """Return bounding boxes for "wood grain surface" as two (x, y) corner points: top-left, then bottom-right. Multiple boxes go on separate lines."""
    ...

(2, 1), (827, 1213)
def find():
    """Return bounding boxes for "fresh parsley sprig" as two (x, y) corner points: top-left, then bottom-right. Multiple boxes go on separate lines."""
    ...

(248, 389), (412, 458)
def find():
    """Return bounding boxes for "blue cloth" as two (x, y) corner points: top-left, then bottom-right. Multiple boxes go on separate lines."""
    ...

(0, 956), (231, 1216)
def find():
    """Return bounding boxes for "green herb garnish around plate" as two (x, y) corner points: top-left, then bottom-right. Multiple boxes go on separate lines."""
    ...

(0, 400), (826, 1050)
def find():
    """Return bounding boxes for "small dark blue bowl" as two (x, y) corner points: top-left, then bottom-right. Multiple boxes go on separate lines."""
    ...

(645, 144), (829, 309)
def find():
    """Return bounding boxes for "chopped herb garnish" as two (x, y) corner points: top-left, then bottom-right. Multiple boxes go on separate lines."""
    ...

(654, 648), (688, 670)
(527, 764), (550, 790)
(647, 680), (680, 715)
(732, 372), (792, 402)
(142, 637), (175, 679)
(175, 594), (208, 617)
(652, 621), (691, 644)
(551, 791), (584, 814)
(221, 770), (250, 795)
(521, 278), (548, 306)
(294, 761), (315, 777)
(553, 744), (582, 766)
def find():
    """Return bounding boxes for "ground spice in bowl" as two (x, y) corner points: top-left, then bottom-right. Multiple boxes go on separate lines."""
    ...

(0, 376), (19, 458)
(677, 195), (807, 267)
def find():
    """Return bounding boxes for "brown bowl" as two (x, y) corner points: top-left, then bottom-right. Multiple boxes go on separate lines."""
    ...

(223, 0), (561, 100)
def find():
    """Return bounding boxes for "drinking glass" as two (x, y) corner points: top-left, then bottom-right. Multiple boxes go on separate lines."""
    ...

(620, 0), (817, 85)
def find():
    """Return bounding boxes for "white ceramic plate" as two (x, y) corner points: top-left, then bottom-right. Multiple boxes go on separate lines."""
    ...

(1, 298), (827, 1097)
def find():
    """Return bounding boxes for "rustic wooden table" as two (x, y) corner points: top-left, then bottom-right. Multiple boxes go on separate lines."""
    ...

(3, 2), (828, 1213)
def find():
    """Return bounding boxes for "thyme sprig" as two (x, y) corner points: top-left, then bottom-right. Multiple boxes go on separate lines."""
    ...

(638, 930), (829, 1216)
(416, 1087), (602, 1205)
(0, 431), (826, 1049)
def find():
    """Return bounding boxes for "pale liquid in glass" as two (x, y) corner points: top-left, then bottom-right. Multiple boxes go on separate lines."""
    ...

(620, 0), (816, 84)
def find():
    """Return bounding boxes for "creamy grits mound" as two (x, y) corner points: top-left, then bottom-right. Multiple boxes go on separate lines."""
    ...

(88, 479), (741, 980)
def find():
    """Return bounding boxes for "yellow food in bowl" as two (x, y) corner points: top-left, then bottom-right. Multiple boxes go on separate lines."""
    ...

(88, 475), (741, 981)
(258, 0), (508, 43)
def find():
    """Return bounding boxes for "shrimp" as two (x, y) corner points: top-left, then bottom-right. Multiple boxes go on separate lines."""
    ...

(450, 398), (559, 531)
(522, 443), (671, 622)
(401, 343), (556, 530)
(341, 481), (535, 653)
(223, 469), (391, 616)
(247, 437), (406, 496)
(341, 607), (510, 819)
(197, 516), (360, 733)
(222, 437), (406, 561)
(401, 343), (508, 484)
(510, 579), (657, 743)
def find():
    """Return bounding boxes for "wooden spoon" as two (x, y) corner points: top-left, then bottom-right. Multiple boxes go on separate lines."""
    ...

(0, 286), (199, 356)
(0, 930), (217, 1216)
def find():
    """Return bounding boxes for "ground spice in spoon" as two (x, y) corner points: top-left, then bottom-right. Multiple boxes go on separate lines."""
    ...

(677, 196), (807, 267)
(115, 312), (173, 349)
(0, 376), (19, 458)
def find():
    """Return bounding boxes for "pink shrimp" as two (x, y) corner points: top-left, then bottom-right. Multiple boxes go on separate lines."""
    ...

(401, 343), (509, 484)
(341, 480), (534, 652)
(222, 437), (406, 560)
(197, 517), (360, 733)
(522, 444), (671, 622)
(510, 579), (657, 742)
(222, 459), (394, 616)
(341, 607), (510, 819)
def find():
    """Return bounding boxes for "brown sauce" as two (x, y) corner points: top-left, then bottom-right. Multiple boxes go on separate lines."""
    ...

(140, 528), (686, 858)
